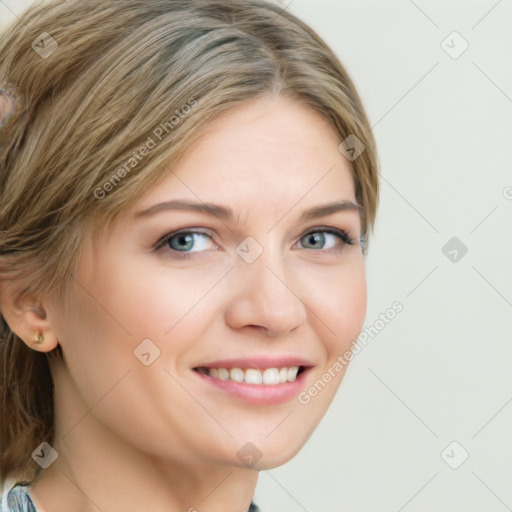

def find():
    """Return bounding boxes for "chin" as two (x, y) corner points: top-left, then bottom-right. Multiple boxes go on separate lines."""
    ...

(250, 454), (298, 471)
(231, 433), (311, 471)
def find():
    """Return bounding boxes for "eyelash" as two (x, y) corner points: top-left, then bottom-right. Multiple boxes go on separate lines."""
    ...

(155, 226), (355, 259)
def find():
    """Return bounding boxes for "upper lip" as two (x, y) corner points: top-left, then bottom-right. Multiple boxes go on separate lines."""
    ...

(193, 357), (314, 370)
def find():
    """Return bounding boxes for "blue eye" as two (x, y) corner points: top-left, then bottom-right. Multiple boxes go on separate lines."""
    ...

(299, 228), (354, 250)
(159, 229), (215, 254)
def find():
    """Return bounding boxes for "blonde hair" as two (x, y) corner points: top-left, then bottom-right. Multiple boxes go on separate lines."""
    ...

(0, 0), (380, 482)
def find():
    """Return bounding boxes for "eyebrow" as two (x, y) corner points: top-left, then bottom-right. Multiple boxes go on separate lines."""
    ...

(134, 199), (362, 223)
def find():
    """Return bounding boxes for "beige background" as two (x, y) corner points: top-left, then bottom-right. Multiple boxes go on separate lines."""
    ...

(1, 0), (512, 511)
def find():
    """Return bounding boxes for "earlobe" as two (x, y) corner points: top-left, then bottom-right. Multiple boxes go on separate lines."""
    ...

(0, 281), (59, 353)
(28, 328), (59, 353)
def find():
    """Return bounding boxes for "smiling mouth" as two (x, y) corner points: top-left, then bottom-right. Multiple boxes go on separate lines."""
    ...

(193, 366), (307, 385)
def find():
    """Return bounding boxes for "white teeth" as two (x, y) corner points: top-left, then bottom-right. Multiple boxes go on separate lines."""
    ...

(244, 369), (263, 385)
(229, 368), (244, 382)
(262, 368), (280, 385)
(201, 366), (303, 385)
(286, 366), (299, 382)
(217, 368), (229, 381)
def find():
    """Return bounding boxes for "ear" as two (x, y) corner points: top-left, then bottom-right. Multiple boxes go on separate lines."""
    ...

(0, 278), (59, 353)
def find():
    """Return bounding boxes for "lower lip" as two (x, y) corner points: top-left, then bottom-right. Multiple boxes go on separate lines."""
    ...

(193, 368), (311, 405)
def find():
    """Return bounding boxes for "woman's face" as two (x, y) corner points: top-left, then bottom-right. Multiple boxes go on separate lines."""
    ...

(48, 95), (367, 470)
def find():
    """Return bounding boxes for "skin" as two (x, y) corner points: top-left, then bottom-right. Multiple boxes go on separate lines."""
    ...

(0, 90), (15, 127)
(1, 95), (367, 512)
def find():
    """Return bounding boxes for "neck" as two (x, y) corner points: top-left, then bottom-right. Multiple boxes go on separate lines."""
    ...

(29, 369), (259, 512)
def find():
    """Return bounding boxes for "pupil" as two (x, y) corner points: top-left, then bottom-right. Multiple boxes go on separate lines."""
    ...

(173, 234), (193, 250)
(307, 233), (324, 248)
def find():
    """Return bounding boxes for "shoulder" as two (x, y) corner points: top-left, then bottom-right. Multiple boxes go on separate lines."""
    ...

(0, 483), (38, 512)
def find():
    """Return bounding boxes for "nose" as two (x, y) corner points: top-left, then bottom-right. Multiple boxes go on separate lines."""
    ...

(224, 248), (307, 338)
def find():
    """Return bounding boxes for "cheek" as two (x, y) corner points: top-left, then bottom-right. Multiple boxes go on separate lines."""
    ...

(304, 257), (367, 356)
(102, 257), (229, 337)
(77, 260), (230, 378)
(75, 258), (182, 342)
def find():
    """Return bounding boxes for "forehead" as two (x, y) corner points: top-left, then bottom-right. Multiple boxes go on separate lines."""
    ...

(131, 95), (356, 217)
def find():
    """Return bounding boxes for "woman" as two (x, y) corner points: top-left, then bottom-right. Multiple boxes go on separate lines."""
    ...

(0, 0), (380, 510)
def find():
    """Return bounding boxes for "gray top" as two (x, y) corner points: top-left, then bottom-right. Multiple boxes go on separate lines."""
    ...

(1, 483), (260, 511)
(1, 485), (37, 512)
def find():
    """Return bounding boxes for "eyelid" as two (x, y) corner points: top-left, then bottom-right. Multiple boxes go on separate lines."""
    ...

(300, 225), (355, 246)
(154, 227), (217, 251)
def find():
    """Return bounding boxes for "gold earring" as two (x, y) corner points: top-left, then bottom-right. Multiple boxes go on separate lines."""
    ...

(34, 331), (44, 344)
